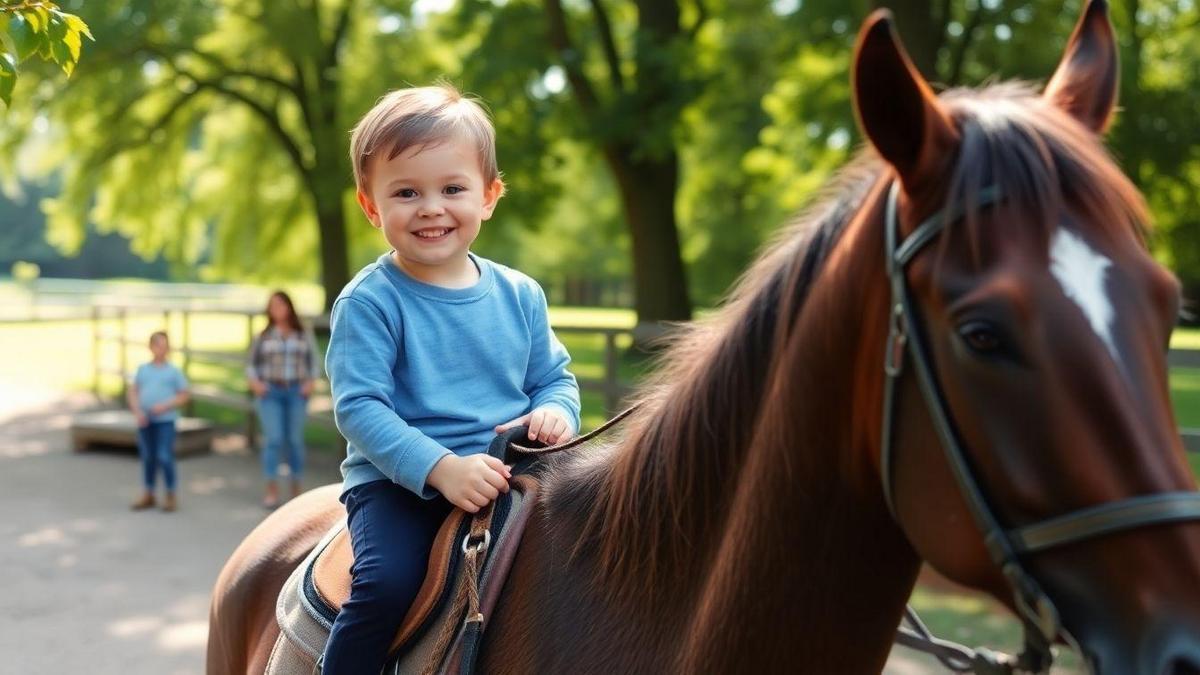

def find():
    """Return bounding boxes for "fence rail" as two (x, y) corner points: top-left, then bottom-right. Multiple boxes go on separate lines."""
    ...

(88, 303), (634, 448)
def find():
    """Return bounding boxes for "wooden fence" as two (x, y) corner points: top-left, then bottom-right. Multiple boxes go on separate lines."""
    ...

(11, 292), (1195, 452)
(89, 303), (634, 448)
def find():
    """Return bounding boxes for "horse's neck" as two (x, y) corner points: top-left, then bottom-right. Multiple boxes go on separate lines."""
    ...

(491, 186), (922, 671)
(675, 187), (922, 671)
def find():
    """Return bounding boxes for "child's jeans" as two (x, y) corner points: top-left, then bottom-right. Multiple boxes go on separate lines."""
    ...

(321, 479), (453, 674)
(255, 382), (307, 480)
(136, 420), (177, 492)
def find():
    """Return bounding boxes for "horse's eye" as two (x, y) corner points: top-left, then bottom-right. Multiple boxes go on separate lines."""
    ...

(958, 321), (1003, 355)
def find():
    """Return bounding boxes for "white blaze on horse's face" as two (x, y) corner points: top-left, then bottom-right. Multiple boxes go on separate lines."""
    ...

(1049, 227), (1120, 366)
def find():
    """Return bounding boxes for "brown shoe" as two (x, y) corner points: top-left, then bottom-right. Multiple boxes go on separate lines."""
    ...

(263, 481), (280, 510)
(162, 493), (177, 512)
(130, 493), (156, 511)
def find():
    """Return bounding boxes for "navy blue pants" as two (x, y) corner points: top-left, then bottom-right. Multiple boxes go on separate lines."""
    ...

(322, 480), (452, 674)
(136, 421), (177, 492)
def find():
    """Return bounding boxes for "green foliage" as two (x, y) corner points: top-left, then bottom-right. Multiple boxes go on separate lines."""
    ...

(5, 1), (1200, 315)
(9, 1), (444, 291)
(0, 1), (91, 106)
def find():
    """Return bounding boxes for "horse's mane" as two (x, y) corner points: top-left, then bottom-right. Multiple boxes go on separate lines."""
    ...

(937, 82), (1149, 258)
(550, 81), (1149, 606)
(547, 151), (884, 602)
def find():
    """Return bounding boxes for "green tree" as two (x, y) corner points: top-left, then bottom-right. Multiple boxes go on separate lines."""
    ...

(1108, 0), (1200, 305)
(9, 0), (1199, 320)
(7, 0), (450, 311)
(452, 0), (708, 331)
(0, 0), (91, 106)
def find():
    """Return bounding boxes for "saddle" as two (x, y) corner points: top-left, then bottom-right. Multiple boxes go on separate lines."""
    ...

(266, 428), (543, 675)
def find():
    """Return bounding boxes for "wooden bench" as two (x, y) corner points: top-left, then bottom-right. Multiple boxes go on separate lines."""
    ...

(71, 410), (214, 457)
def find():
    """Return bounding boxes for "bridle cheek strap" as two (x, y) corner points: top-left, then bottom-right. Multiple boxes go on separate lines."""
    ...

(879, 181), (1200, 673)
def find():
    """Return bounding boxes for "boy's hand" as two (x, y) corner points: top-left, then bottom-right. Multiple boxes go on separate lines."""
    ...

(133, 411), (149, 428)
(426, 454), (511, 513)
(149, 402), (171, 415)
(495, 407), (574, 445)
(249, 379), (268, 397)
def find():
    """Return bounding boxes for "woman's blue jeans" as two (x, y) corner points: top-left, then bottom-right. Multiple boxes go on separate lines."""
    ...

(137, 420), (177, 492)
(255, 382), (308, 480)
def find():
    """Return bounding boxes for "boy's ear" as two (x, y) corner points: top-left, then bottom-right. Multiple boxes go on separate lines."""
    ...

(356, 189), (382, 229)
(480, 178), (505, 221)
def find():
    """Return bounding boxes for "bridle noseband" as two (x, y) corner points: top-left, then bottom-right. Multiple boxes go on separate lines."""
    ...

(880, 181), (1200, 673)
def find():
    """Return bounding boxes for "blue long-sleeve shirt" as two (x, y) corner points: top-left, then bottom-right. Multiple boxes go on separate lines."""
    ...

(327, 252), (581, 497)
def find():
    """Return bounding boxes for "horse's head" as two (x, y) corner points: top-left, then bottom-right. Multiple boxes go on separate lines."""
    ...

(853, 1), (1200, 672)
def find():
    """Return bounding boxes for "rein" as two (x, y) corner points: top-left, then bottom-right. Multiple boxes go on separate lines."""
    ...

(505, 404), (642, 459)
(879, 181), (1200, 673)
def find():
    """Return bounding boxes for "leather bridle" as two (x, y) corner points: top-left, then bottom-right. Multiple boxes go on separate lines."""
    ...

(880, 181), (1200, 673)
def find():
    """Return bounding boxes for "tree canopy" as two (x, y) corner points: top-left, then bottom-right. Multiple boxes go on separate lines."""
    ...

(4, 0), (1198, 318)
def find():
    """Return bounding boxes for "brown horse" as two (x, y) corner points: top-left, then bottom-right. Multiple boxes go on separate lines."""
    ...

(207, 3), (1200, 673)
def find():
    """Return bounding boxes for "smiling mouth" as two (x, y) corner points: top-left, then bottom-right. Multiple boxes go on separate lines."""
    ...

(413, 227), (453, 240)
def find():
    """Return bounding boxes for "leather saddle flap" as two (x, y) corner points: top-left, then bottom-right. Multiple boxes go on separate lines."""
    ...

(312, 506), (469, 654)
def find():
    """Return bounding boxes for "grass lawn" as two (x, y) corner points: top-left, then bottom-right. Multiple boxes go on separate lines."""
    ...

(906, 585), (1084, 673)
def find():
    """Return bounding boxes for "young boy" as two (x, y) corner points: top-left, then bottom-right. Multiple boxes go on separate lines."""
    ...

(127, 330), (190, 512)
(322, 84), (581, 673)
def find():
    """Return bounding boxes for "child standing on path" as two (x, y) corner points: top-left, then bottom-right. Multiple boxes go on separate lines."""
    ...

(321, 84), (581, 674)
(127, 330), (190, 512)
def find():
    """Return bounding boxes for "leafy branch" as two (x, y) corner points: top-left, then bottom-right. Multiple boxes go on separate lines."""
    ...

(0, 0), (92, 106)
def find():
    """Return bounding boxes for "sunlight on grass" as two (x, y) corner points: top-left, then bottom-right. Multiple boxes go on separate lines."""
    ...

(548, 306), (635, 328)
(909, 587), (1083, 673)
(1173, 327), (1200, 350)
(1173, 369), (1200, 429)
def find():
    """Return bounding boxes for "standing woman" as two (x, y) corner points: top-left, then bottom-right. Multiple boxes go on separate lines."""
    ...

(246, 290), (319, 508)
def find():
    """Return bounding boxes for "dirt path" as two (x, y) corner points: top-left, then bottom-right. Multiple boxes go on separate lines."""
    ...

(0, 380), (342, 674)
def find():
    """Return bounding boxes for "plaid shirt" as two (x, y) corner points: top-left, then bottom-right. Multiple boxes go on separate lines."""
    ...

(246, 326), (320, 384)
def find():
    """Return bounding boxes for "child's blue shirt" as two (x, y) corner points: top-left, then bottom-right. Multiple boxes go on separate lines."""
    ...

(132, 361), (189, 423)
(327, 252), (581, 498)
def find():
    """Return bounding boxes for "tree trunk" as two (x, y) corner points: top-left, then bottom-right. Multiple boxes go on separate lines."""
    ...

(314, 190), (349, 315)
(311, 27), (351, 316)
(1115, 0), (1145, 186)
(604, 145), (692, 337)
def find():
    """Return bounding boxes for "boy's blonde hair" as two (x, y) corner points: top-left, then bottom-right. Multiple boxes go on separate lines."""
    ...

(350, 83), (501, 194)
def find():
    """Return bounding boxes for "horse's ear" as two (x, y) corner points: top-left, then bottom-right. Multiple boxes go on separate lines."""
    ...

(852, 10), (957, 192)
(1043, 0), (1119, 133)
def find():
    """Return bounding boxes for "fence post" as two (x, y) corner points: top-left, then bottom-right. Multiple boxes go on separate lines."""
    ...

(246, 312), (257, 449)
(604, 330), (619, 414)
(92, 305), (100, 399)
(182, 310), (193, 416)
(118, 307), (128, 402)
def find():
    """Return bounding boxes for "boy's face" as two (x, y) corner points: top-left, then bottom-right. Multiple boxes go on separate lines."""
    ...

(357, 137), (503, 284)
(150, 336), (169, 359)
